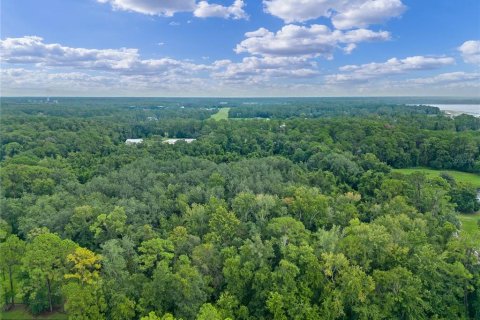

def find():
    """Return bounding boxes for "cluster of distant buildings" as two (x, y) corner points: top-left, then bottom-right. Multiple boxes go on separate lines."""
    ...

(125, 138), (196, 145)
(27, 97), (59, 104)
(163, 138), (196, 144)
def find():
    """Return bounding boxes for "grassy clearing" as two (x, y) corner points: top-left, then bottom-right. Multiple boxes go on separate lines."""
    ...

(210, 108), (230, 120)
(458, 213), (480, 236)
(1, 305), (67, 320)
(392, 168), (480, 188)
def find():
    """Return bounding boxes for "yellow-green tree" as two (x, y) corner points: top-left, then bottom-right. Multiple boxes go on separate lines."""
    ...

(63, 247), (106, 320)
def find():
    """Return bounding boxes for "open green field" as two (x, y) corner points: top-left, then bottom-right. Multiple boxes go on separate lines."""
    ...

(210, 107), (230, 120)
(1, 306), (67, 320)
(392, 168), (480, 188)
(458, 213), (480, 236)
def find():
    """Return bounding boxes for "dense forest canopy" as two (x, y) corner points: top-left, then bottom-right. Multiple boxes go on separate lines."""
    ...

(1, 97), (479, 319)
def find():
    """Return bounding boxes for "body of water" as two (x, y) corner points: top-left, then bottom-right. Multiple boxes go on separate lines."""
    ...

(408, 104), (480, 117)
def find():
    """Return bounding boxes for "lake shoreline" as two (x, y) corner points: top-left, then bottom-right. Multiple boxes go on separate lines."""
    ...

(407, 103), (480, 117)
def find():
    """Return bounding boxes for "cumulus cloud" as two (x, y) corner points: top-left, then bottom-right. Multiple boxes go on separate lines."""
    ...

(263, 0), (334, 23)
(194, 0), (247, 19)
(212, 56), (319, 82)
(0, 67), (215, 96)
(0, 36), (139, 69)
(3, 35), (476, 96)
(1, 35), (323, 96)
(3, 66), (478, 97)
(97, 0), (247, 19)
(97, 0), (196, 16)
(0, 36), (208, 75)
(326, 56), (455, 83)
(235, 24), (390, 58)
(263, 0), (406, 29)
(332, 0), (406, 30)
(458, 40), (480, 65)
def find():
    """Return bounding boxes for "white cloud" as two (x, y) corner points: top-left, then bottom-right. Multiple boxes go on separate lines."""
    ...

(327, 56), (455, 83)
(263, 0), (406, 29)
(322, 76), (480, 96)
(0, 36), (208, 75)
(212, 56), (319, 82)
(3, 66), (479, 97)
(341, 28), (391, 43)
(263, 0), (334, 23)
(235, 24), (390, 58)
(97, 0), (196, 16)
(0, 36), (320, 95)
(343, 43), (357, 54)
(332, 0), (406, 30)
(458, 40), (480, 65)
(381, 72), (480, 94)
(0, 67), (215, 96)
(194, 0), (247, 19)
(407, 72), (480, 85)
(97, 0), (247, 19)
(0, 36), (139, 69)
(3, 36), (477, 97)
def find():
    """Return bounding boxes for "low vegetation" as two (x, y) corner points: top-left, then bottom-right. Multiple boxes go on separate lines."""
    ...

(393, 168), (480, 188)
(210, 107), (230, 120)
(1, 305), (67, 320)
(459, 213), (480, 235)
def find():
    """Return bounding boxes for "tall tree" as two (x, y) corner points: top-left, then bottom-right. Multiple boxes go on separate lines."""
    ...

(0, 235), (25, 307)
(22, 233), (76, 313)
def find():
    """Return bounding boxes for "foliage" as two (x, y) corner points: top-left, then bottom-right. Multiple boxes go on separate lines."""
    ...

(1, 98), (479, 319)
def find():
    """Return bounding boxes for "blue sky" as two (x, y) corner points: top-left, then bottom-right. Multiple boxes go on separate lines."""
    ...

(1, 0), (479, 96)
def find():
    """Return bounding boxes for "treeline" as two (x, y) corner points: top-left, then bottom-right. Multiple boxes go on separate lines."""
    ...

(0, 98), (216, 120)
(1, 101), (479, 319)
(2, 114), (479, 174)
(228, 103), (441, 119)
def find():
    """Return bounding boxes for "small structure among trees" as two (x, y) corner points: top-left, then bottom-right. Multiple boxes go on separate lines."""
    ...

(163, 139), (196, 145)
(125, 139), (144, 145)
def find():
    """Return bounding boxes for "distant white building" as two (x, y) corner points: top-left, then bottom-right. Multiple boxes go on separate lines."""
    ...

(163, 138), (196, 145)
(125, 139), (144, 145)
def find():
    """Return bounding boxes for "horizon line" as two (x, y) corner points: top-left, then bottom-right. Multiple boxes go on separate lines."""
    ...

(2, 95), (480, 99)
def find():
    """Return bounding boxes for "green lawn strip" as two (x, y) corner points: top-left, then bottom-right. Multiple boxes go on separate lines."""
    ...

(458, 213), (480, 236)
(210, 108), (230, 120)
(1, 305), (67, 320)
(392, 168), (480, 188)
